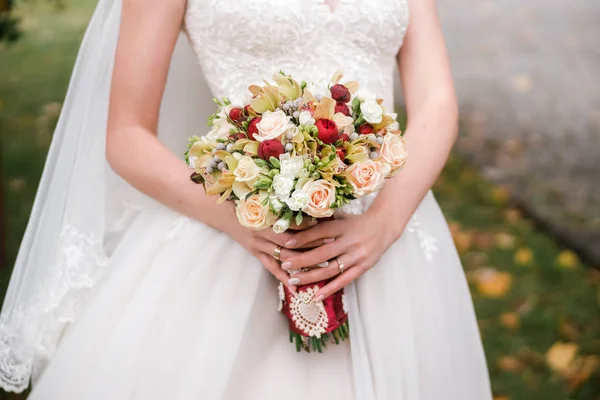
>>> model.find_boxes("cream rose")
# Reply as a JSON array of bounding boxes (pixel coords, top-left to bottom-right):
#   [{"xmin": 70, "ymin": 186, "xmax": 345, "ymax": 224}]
[
  {"xmin": 379, "ymin": 133, "xmax": 408, "ymax": 175},
  {"xmin": 206, "ymin": 113, "xmax": 235, "ymax": 140},
  {"xmin": 255, "ymin": 110, "xmax": 293, "ymax": 142},
  {"xmin": 232, "ymin": 156, "xmax": 263, "ymax": 198},
  {"xmin": 236, "ymin": 192, "xmax": 276, "ymax": 230},
  {"xmin": 360, "ymin": 99, "xmax": 383, "ymax": 124},
  {"xmin": 345, "ymin": 160, "xmax": 386, "ymax": 196},
  {"xmin": 301, "ymin": 179, "xmax": 336, "ymax": 218}
]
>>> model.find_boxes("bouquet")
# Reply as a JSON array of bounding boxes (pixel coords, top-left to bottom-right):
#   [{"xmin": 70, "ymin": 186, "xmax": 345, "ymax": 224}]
[{"xmin": 186, "ymin": 71, "xmax": 407, "ymax": 352}]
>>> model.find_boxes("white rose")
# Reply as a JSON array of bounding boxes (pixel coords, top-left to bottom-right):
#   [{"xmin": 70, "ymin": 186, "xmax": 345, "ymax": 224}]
[
  {"xmin": 360, "ymin": 99, "xmax": 384, "ymax": 124},
  {"xmin": 306, "ymin": 80, "xmax": 330, "ymax": 100},
  {"xmin": 387, "ymin": 112, "xmax": 400, "ymax": 131},
  {"xmin": 379, "ymin": 133, "xmax": 408, "ymax": 176},
  {"xmin": 273, "ymin": 217, "xmax": 291, "ymax": 234},
  {"xmin": 332, "ymin": 112, "xmax": 354, "ymax": 131},
  {"xmin": 272, "ymin": 174, "xmax": 295, "ymax": 199},
  {"xmin": 299, "ymin": 110, "xmax": 316, "ymax": 126},
  {"xmin": 279, "ymin": 154, "xmax": 304, "ymax": 178},
  {"xmin": 302, "ymin": 179, "xmax": 336, "ymax": 218},
  {"xmin": 344, "ymin": 160, "xmax": 386, "ymax": 197},
  {"xmin": 285, "ymin": 190, "xmax": 310, "ymax": 211},
  {"xmin": 236, "ymin": 192, "xmax": 277, "ymax": 230},
  {"xmin": 356, "ymin": 88, "xmax": 376, "ymax": 102},
  {"xmin": 255, "ymin": 110, "xmax": 293, "ymax": 142},
  {"xmin": 232, "ymin": 156, "xmax": 263, "ymax": 198}
]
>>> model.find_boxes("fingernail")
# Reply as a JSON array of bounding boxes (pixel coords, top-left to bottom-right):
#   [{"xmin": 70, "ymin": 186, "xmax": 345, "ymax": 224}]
[
  {"xmin": 317, "ymin": 261, "xmax": 329, "ymax": 268},
  {"xmin": 281, "ymin": 261, "xmax": 292, "ymax": 270},
  {"xmin": 285, "ymin": 239, "xmax": 297, "ymax": 247},
  {"xmin": 323, "ymin": 238, "xmax": 335, "ymax": 244},
  {"xmin": 308, "ymin": 220, "xmax": 318, "ymax": 226},
  {"xmin": 288, "ymin": 285, "xmax": 297, "ymax": 293},
  {"xmin": 288, "ymin": 277, "xmax": 300, "ymax": 285},
  {"xmin": 289, "ymin": 269, "xmax": 300, "ymax": 276},
  {"xmin": 313, "ymin": 294, "xmax": 324, "ymax": 303}
]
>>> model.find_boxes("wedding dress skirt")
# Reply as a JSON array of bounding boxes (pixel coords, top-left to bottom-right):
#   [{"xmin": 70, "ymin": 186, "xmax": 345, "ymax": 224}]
[{"xmin": 29, "ymin": 193, "xmax": 491, "ymax": 399}]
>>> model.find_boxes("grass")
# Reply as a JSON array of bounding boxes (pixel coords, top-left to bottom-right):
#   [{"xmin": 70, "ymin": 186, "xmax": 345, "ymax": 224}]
[{"xmin": 0, "ymin": 1, "xmax": 599, "ymax": 399}]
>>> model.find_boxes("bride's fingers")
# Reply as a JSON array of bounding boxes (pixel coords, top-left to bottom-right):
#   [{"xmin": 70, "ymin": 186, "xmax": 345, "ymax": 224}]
[
  {"xmin": 256, "ymin": 239, "xmax": 301, "ymax": 262},
  {"xmin": 294, "ymin": 238, "xmax": 335, "ymax": 249},
  {"xmin": 314, "ymin": 265, "xmax": 363, "ymax": 302},
  {"xmin": 281, "ymin": 240, "xmax": 345, "ymax": 271},
  {"xmin": 287, "ymin": 257, "xmax": 352, "ymax": 286},
  {"xmin": 285, "ymin": 220, "xmax": 342, "ymax": 248},
  {"xmin": 257, "ymin": 253, "xmax": 296, "ymax": 293},
  {"xmin": 253, "ymin": 228, "xmax": 294, "ymax": 248},
  {"xmin": 288, "ymin": 217, "xmax": 318, "ymax": 231}
]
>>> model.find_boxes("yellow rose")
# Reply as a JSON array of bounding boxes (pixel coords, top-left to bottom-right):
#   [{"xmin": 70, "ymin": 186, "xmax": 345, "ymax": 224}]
[
  {"xmin": 232, "ymin": 156, "xmax": 264, "ymax": 198},
  {"xmin": 379, "ymin": 133, "xmax": 407, "ymax": 176},
  {"xmin": 301, "ymin": 179, "xmax": 336, "ymax": 218},
  {"xmin": 255, "ymin": 109, "xmax": 293, "ymax": 142},
  {"xmin": 235, "ymin": 192, "xmax": 276, "ymax": 230},
  {"xmin": 345, "ymin": 160, "xmax": 385, "ymax": 197}
]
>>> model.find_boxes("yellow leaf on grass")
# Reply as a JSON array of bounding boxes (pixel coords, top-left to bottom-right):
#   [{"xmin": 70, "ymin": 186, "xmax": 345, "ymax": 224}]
[
  {"xmin": 546, "ymin": 342, "xmax": 578, "ymax": 374},
  {"xmin": 453, "ymin": 231, "xmax": 473, "ymax": 254},
  {"xmin": 491, "ymin": 186, "xmax": 510, "ymax": 205},
  {"xmin": 474, "ymin": 268, "xmax": 513, "ymax": 298},
  {"xmin": 568, "ymin": 356, "xmax": 600, "ymax": 389},
  {"xmin": 556, "ymin": 250, "xmax": 580, "ymax": 270},
  {"xmin": 494, "ymin": 396, "xmax": 510, "ymax": 400},
  {"xmin": 514, "ymin": 247, "xmax": 534, "ymax": 266},
  {"xmin": 499, "ymin": 312, "xmax": 520, "ymax": 329},
  {"xmin": 494, "ymin": 232, "xmax": 516, "ymax": 249},
  {"xmin": 497, "ymin": 355, "xmax": 523, "ymax": 372},
  {"xmin": 504, "ymin": 208, "xmax": 522, "ymax": 224}
]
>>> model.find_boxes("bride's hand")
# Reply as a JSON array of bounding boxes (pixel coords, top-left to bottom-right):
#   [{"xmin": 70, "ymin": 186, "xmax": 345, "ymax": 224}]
[
  {"xmin": 281, "ymin": 211, "xmax": 401, "ymax": 302},
  {"xmin": 228, "ymin": 217, "xmax": 316, "ymax": 292}
]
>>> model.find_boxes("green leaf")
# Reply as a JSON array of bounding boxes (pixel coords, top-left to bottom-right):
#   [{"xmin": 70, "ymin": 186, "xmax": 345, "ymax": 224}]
[
  {"xmin": 295, "ymin": 212, "xmax": 303, "ymax": 226},
  {"xmin": 269, "ymin": 156, "xmax": 281, "ymax": 169},
  {"xmin": 254, "ymin": 178, "xmax": 272, "ymax": 190},
  {"xmin": 244, "ymin": 190, "xmax": 259, "ymax": 200}
]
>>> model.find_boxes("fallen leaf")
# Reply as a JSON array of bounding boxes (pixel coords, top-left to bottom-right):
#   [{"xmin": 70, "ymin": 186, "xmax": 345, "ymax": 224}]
[
  {"xmin": 514, "ymin": 247, "xmax": 534, "ymax": 266},
  {"xmin": 545, "ymin": 342, "xmax": 578, "ymax": 374},
  {"xmin": 499, "ymin": 312, "xmax": 520, "ymax": 329},
  {"xmin": 568, "ymin": 356, "xmax": 600, "ymax": 389},
  {"xmin": 491, "ymin": 186, "xmax": 510, "ymax": 205},
  {"xmin": 474, "ymin": 268, "xmax": 513, "ymax": 298},
  {"xmin": 497, "ymin": 355, "xmax": 523, "ymax": 372},
  {"xmin": 495, "ymin": 232, "xmax": 516, "ymax": 249},
  {"xmin": 556, "ymin": 250, "xmax": 579, "ymax": 270},
  {"xmin": 504, "ymin": 208, "xmax": 522, "ymax": 224},
  {"xmin": 453, "ymin": 231, "xmax": 473, "ymax": 254}
]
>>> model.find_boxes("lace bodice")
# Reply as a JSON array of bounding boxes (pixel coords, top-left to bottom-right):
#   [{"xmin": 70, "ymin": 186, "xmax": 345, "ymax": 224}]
[{"xmin": 184, "ymin": 0, "xmax": 409, "ymax": 108}]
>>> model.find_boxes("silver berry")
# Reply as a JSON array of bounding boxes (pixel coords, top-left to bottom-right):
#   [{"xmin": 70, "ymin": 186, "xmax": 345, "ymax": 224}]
[
  {"xmin": 206, "ymin": 166, "xmax": 214, "ymax": 174},
  {"xmin": 369, "ymin": 151, "xmax": 379, "ymax": 159},
  {"xmin": 293, "ymin": 111, "xmax": 300, "ymax": 119},
  {"xmin": 217, "ymin": 162, "xmax": 226, "ymax": 170},
  {"xmin": 285, "ymin": 143, "xmax": 293, "ymax": 151},
  {"xmin": 226, "ymin": 144, "xmax": 234, "ymax": 152},
  {"xmin": 349, "ymin": 133, "xmax": 359, "ymax": 141},
  {"xmin": 216, "ymin": 143, "xmax": 226, "ymax": 150},
  {"xmin": 285, "ymin": 131, "xmax": 294, "ymax": 140},
  {"xmin": 376, "ymin": 136, "xmax": 384, "ymax": 145}
]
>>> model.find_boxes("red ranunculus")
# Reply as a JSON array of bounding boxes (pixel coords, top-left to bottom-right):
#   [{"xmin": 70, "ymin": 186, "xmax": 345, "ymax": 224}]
[
  {"xmin": 315, "ymin": 119, "xmax": 339, "ymax": 144},
  {"xmin": 357, "ymin": 124, "xmax": 374, "ymax": 135},
  {"xmin": 330, "ymin": 84, "xmax": 351, "ymax": 103},
  {"xmin": 334, "ymin": 101, "xmax": 350, "ymax": 116},
  {"xmin": 339, "ymin": 134, "xmax": 350, "ymax": 142},
  {"xmin": 247, "ymin": 117, "xmax": 261, "ymax": 140},
  {"xmin": 336, "ymin": 147, "xmax": 346, "ymax": 159},
  {"xmin": 229, "ymin": 107, "xmax": 244, "ymax": 122},
  {"xmin": 258, "ymin": 139, "xmax": 285, "ymax": 160}
]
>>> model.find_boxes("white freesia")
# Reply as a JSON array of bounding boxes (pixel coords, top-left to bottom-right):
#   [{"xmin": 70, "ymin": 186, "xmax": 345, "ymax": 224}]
[
  {"xmin": 279, "ymin": 154, "xmax": 304, "ymax": 178},
  {"xmin": 306, "ymin": 80, "xmax": 330, "ymax": 100},
  {"xmin": 206, "ymin": 111, "xmax": 234, "ymax": 140},
  {"xmin": 387, "ymin": 112, "xmax": 400, "ymax": 130},
  {"xmin": 299, "ymin": 110, "xmax": 315, "ymax": 126},
  {"xmin": 360, "ymin": 99, "xmax": 384, "ymax": 124},
  {"xmin": 356, "ymin": 88, "xmax": 376, "ymax": 102},
  {"xmin": 273, "ymin": 217, "xmax": 291, "ymax": 234},
  {"xmin": 272, "ymin": 174, "xmax": 295, "ymax": 199},
  {"xmin": 285, "ymin": 190, "xmax": 310, "ymax": 211},
  {"xmin": 232, "ymin": 156, "xmax": 263, "ymax": 198},
  {"xmin": 255, "ymin": 110, "xmax": 293, "ymax": 142},
  {"xmin": 270, "ymin": 196, "xmax": 284, "ymax": 213}
]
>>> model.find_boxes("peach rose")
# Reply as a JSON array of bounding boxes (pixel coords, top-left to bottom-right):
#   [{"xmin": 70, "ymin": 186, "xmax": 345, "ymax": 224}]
[
  {"xmin": 235, "ymin": 192, "xmax": 276, "ymax": 230},
  {"xmin": 301, "ymin": 179, "xmax": 336, "ymax": 218},
  {"xmin": 254, "ymin": 109, "xmax": 293, "ymax": 142},
  {"xmin": 345, "ymin": 160, "xmax": 385, "ymax": 196},
  {"xmin": 379, "ymin": 133, "xmax": 408, "ymax": 176}
]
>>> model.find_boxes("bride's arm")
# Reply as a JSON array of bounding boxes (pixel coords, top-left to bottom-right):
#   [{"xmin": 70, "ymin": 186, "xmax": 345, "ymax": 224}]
[
  {"xmin": 281, "ymin": 0, "xmax": 457, "ymax": 299},
  {"xmin": 106, "ymin": 0, "xmax": 298, "ymax": 288}
]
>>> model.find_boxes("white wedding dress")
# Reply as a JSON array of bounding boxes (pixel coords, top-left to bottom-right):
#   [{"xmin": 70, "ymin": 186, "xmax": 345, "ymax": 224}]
[{"xmin": 4, "ymin": 0, "xmax": 492, "ymax": 398}]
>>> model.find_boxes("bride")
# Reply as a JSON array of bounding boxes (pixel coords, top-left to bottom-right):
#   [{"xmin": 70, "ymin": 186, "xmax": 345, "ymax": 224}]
[{"xmin": 0, "ymin": 0, "xmax": 493, "ymax": 398}]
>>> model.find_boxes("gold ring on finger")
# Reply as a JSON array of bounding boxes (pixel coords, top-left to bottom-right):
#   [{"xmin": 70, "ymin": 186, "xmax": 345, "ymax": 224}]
[
  {"xmin": 336, "ymin": 257, "xmax": 345, "ymax": 274},
  {"xmin": 273, "ymin": 245, "xmax": 282, "ymax": 261}
]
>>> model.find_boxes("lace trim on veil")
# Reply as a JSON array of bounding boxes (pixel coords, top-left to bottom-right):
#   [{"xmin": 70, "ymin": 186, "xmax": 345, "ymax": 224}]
[{"xmin": 0, "ymin": 225, "xmax": 108, "ymax": 392}]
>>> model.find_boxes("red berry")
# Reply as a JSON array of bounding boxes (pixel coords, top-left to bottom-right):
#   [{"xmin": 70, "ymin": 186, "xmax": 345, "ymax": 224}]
[
  {"xmin": 228, "ymin": 107, "xmax": 244, "ymax": 122},
  {"xmin": 336, "ymin": 147, "xmax": 346, "ymax": 159},
  {"xmin": 258, "ymin": 139, "xmax": 285, "ymax": 160},
  {"xmin": 357, "ymin": 124, "xmax": 374, "ymax": 135},
  {"xmin": 247, "ymin": 117, "xmax": 261, "ymax": 140},
  {"xmin": 330, "ymin": 84, "xmax": 351, "ymax": 103},
  {"xmin": 339, "ymin": 134, "xmax": 350, "ymax": 142},
  {"xmin": 334, "ymin": 101, "xmax": 350, "ymax": 116},
  {"xmin": 315, "ymin": 119, "xmax": 339, "ymax": 145}
]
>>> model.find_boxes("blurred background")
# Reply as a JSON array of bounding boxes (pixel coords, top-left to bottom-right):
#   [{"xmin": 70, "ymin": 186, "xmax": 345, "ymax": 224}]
[{"xmin": 0, "ymin": 0, "xmax": 599, "ymax": 398}]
